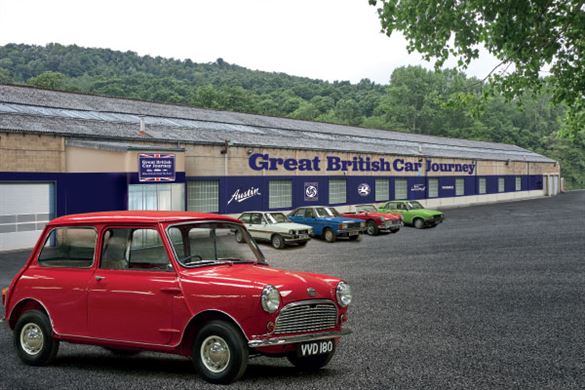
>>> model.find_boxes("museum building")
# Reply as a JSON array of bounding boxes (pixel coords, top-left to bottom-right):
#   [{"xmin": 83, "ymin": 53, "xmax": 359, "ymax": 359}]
[{"xmin": 0, "ymin": 85, "xmax": 561, "ymax": 250}]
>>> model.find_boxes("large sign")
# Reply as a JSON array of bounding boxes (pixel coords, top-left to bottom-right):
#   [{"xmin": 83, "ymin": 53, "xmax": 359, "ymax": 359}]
[
  {"xmin": 138, "ymin": 153, "xmax": 176, "ymax": 182},
  {"xmin": 248, "ymin": 154, "xmax": 476, "ymax": 175}
]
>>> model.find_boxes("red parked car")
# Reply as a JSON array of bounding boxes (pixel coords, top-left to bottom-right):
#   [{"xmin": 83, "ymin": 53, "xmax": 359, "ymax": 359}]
[
  {"xmin": 341, "ymin": 204, "xmax": 402, "ymax": 235},
  {"xmin": 1, "ymin": 211, "xmax": 352, "ymax": 384}
]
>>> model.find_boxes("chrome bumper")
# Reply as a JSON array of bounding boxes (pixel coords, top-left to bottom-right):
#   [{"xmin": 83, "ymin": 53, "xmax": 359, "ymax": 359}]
[{"xmin": 248, "ymin": 328, "xmax": 352, "ymax": 348}]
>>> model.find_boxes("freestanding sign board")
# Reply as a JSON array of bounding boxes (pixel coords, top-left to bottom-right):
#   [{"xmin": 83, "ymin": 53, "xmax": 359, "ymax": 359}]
[{"xmin": 138, "ymin": 153, "xmax": 176, "ymax": 182}]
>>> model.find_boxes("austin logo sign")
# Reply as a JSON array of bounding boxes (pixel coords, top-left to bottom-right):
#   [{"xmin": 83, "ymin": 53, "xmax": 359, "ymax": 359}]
[{"xmin": 227, "ymin": 187, "xmax": 261, "ymax": 205}]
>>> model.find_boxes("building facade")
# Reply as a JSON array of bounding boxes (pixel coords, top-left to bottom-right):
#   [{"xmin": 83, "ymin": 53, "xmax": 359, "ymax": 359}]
[{"xmin": 0, "ymin": 85, "xmax": 561, "ymax": 250}]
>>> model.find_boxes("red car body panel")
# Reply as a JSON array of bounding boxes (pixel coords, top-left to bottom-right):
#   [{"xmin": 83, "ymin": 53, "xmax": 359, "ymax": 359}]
[
  {"xmin": 341, "ymin": 211, "xmax": 401, "ymax": 225},
  {"xmin": 3, "ymin": 211, "xmax": 349, "ymax": 357}
]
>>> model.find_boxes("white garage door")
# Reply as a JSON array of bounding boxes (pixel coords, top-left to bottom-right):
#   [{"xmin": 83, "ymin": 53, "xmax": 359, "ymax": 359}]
[{"xmin": 0, "ymin": 183, "xmax": 53, "ymax": 251}]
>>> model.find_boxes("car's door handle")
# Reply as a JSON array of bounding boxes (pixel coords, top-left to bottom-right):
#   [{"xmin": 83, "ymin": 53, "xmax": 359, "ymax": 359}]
[
  {"xmin": 95, "ymin": 275, "xmax": 105, "ymax": 281},
  {"xmin": 160, "ymin": 287, "xmax": 182, "ymax": 294}
]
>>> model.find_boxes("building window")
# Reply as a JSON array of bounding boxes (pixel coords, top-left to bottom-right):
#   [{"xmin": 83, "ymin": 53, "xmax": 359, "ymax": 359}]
[
  {"xmin": 455, "ymin": 178, "xmax": 464, "ymax": 196},
  {"xmin": 394, "ymin": 179, "xmax": 407, "ymax": 200},
  {"xmin": 375, "ymin": 179, "xmax": 389, "ymax": 201},
  {"xmin": 498, "ymin": 177, "xmax": 505, "ymax": 193},
  {"xmin": 428, "ymin": 178, "xmax": 438, "ymax": 198},
  {"xmin": 129, "ymin": 183, "xmax": 185, "ymax": 211},
  {"xmin": 187, "ymin": 181, "xmax": 219, "ymax": 213},
  {"xmin": 269, "ymin": 180, "xmax": 292, "ymax": 209},
  {"xmin": 515, "ymin": 176, "xmax": 522, "ymax": 191},
  {"xmin": 329, "ymin": 179, "xmax": 347, "ymax": 204},
  {"xmin": 479, "ymin": 177, "xmax": 487, "ymax": 194}
]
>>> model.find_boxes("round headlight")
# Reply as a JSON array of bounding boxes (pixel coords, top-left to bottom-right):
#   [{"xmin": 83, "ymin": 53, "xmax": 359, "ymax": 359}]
[
  {"xmin": 336, "ymin": 281, "xmax": 352, "ymax": 307},
  {"xmin": 261, "ymin": 285, "xmax": 280, "ymax": 313},
  {"xmin": 289, "ymin": 230, "xmax": 295, "ymax": 235}
]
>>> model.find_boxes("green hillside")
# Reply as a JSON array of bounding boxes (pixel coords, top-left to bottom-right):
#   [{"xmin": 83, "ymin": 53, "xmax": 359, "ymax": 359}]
[{"xmin": 0, "ymin": 43, "xmax": 583, "ymax": 188}]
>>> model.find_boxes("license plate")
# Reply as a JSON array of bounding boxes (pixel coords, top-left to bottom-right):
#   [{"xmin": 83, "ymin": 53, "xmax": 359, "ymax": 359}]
[
  {"xmin": 299, "ymin": 234, "xmax": 309, "ymax": 239},
  {"xmin": 349, "ymin": 231, "xmax": 359, "ymax": 236},
  {"xmin": 298, "ymin": 340, "xmax": 334, "ymax": 357}
]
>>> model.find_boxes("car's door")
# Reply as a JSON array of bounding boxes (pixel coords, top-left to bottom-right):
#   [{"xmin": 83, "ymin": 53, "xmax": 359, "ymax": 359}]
[
  {"xmin": 87, "ymin": 225, "xmax": 180, "ymax": 345},
  {"xmin": 288, "ymin": 208, "xmax": 306, "ymax": 224}
]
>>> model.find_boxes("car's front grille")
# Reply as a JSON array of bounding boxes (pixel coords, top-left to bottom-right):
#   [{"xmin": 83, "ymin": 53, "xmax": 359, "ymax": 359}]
[
  {"xmin": 274, "ymin": 301, "xmax": 338, "ymax": 335},
  {"xmin": 298, "ymin": 229, "xmax": 309, "ymax": 235},
  {"xmin": 347, "ymin": 222, "xmax": 361, "ymax": 230}
]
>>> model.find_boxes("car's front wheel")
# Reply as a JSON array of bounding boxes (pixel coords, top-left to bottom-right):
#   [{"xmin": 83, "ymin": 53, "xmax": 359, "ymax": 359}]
[
  {"xmin": 14, "ymin": 310, "xmax": 59, "ymax": 366},
  {"xmin": 323, "ymin": 228, "xmax": 336, "ymax": 243},
  {"xmin": 192, "ymin": 320, "xmax": 248, "ymax": 384},
  {"xmin": 366, "ymin": 220, "xmax": 379, "ymax": 236},
  {"xmin": 413, "ymin": 218, "xmax": 425, "ymax": 229},
  {"xmin": 271, "ymin": 234, "xmax": 285, "ymax": 249},
  {"xmin": 235, "ymin": 230, "xmax": 244, "ymax": 243},
  {"xmin": 287, "ymin": 347, "xmax": 336, "ymax": 371}
]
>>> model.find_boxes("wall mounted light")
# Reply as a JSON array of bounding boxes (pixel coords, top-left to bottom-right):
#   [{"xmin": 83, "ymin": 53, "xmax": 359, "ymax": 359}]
[
  {"xmin": 220, "ymin": 139, "xmax": 230, "ymax": 154},
  {"xmin": 505, "ymin": 159, "xmax": 511, "ymax": 166},
  {"xmin": 247, "ymin": 148, "xmax": 253, "ymax": 155}
]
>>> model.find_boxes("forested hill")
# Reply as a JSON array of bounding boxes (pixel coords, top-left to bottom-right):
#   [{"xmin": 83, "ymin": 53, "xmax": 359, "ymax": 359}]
[{"xmin": 0, "ymin": 43, "xmax": 583, "ymax": 189}]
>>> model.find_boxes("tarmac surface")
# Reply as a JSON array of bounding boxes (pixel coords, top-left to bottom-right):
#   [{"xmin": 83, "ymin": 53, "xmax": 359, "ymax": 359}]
[{"xmin": 0, "ymin": 191, "xmax": 584, "ymax": 389}]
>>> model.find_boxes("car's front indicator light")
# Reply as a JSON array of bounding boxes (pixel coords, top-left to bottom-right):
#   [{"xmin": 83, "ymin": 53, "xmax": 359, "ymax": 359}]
[
  {"xmin": 1, "ymin": 287, "xmax": 7, "ymax": 306},
  {"xmin": 339, "ymin": 223, "xmax": 347, "ymax": 230}
]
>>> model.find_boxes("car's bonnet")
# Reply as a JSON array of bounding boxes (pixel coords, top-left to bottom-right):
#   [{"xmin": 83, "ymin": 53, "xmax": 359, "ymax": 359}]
[{"xmin": 179, "ymin": 264, "xmax": 339, "ymax": 302}]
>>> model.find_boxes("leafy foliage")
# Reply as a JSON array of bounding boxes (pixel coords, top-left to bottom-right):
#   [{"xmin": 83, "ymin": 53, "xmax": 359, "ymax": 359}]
[{"xmin": 0, "ymin": 43, "xmax": 583, "ymax": 188}]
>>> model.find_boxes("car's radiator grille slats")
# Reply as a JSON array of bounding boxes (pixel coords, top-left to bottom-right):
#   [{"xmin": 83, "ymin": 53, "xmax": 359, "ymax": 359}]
[{"xmin": 274, "ymin": 302, "xmax": 338, "ymax": 334}]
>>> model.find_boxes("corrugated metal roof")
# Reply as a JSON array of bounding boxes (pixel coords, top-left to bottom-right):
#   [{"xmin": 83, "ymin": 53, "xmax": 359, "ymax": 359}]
[{"xmin": 0, "ymin": 85, "xmax": 555, "ymax": 162}]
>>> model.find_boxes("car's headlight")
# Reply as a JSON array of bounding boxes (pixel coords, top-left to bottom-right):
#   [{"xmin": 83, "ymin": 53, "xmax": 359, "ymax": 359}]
[
  {"xmin": 336, "ymin": 281, "xmax": 352, "ymax": 307},
  {"xmin": 360, "ymin": 221, "xmax": 366, "ymax": 228},
  {"xmin": 379, "ymin": 217, "xmax": 385, "ymax": 223},
  {"xmin": 339, "ymin": 223, "xmax": 347, "ymax": 230},
  {"xmin": 289, "ymin": 230, "xmax": 295, "ymax": 235},
  {"xmin": 261, "ymin": 285, "xmax": 280, "ymax": 313}
]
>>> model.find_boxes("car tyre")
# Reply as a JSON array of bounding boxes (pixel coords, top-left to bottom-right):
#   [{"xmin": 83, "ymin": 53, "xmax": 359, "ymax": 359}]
[
  {"xmin": 192, "ymin": 320, "xmax": 248, "ymax": 384},
  {"xmin": 271, "ymin": 234, "xmax": 286, "ymax": 249},
  {"xmin": 14, "ymin": 310, "xmax": 59, "ymax": 366},
  {"xmin": 323, "ymin": 228, "xmax": 336, "ymax": 243},
  {"xmin": 366, "ymin": 220, "xmax": 379, "ymax": 236},
  {"xmin": 235, "ymin": 230, "xmax": 244, "ymax": 243},
  {"xmin": 413, "ymin": 218, "xmax": 425, "ymax": 229},
  {"xmin": 287, "ymin": 346, "xmax": 336, "ymax": 371}
]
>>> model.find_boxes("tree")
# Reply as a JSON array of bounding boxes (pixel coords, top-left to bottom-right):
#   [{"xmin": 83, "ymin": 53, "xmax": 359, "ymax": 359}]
[
  {"xmin": 368, "ymin": 0, "xmax": 585, "ymax": 109},
  {"xmin": 0, "ymin": 68, "xmax": 11, "ymax": 84},
  {"xmin": 27, "ymin": 71, "xmax": 66, "ymax": 89}
]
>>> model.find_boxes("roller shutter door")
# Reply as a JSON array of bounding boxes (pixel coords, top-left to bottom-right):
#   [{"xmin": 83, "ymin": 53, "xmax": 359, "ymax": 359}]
[{"xmin": 0, "ymin": 183, "xmax": 53, "ymax": 251}]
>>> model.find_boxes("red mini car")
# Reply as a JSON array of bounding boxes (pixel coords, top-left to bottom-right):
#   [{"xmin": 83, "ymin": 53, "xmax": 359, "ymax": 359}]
[
  {"xmin": 341, "ymin": 204, "xmax": 402, "ymax": 235},
  {"xmin": 1, "ymin": 211, "xmax": 352, "ymax": 384}
]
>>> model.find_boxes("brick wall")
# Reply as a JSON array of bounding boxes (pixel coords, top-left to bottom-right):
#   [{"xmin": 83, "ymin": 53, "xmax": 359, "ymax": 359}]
[{"xmin": 0, "ymin": 133, "xmax": 64, "ymax": 172}]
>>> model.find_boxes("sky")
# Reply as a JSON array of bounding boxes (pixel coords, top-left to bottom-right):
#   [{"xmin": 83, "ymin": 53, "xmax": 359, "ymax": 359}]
[{"xmin": 0, "ymin": 0, "xmax": 501, "ymax": 85}]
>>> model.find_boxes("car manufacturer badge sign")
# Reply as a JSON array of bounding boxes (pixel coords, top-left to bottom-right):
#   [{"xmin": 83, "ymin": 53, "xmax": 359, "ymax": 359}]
[
  {"xmin": 411, "ymin": 184, "xmax": 426, "ymax": 192},
  {"xmin": 227, "ymin": 187, "xmax": 262, "ymax": 205},
  {"xmin": 138, "ymin": 153, "xmax": 176, "ymax": 182},
  {"xmin": 357, "ymin": 183, "xmax": 371, "ymax": 196},
  {"xmin": 304, "ymin": 182, "xmax": 319, "ymax": 201},
  {"xmin": 307, "ymin": 287, "xmax": 316, "ymax": 297}
]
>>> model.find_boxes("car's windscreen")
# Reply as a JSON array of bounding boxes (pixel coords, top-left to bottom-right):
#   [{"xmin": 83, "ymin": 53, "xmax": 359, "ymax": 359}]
[
  {"xmin": 167, "ymin": 222, "xmax": 263, "ymax": 267},
  {"xmin": 356, "ymin": 205, "xmax": 376, "ymax": 212},
  {"xmin": 407, "ymin": 201, "xmax": 424, "ymax": 209},
  {"xmin": 266, "ymin": 213, "xmax": 287, "ymax": 224}
]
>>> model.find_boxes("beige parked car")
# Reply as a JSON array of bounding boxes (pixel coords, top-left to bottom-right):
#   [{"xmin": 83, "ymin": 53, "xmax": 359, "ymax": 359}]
[{"xmin": 237, "ymin": 212, "xmax": 312, "ymax": 249}]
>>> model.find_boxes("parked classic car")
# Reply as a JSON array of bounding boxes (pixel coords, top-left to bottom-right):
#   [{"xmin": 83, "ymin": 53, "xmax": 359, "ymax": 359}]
[
  {"xmin": 237, "ymin": 211, "xmax": 312, "ymax": 249},
  {"xmin": 341, "ymin": 204, "xmax": 402, "ymax": 235},
  {"xmin": 1, "ymin": 211, "xmax": 352, "ymax": 384},
  {"xmin": 379, "ymin": 201, "xmax": 445, "ymax": 228},
  {"xmin": 288, "ymin": 206, "xmax": 365, "ymax": 242}
]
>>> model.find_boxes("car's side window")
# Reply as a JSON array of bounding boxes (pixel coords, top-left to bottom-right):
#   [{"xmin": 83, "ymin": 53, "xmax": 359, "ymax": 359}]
[
  {"xmin": 304, "ymin": 209, "xmax": 315, "ymax": 218},
  {"xmin": 101, "ymin": 228, "xmax": 170, "ymax": 271},
  {"xmin": 250, "ymin": 214, "xmax": 262, "ymax": 224},
  {"xmin": 38, "ymin": 227, "xmax": 97, "ymax": 268},
  {"xmin": 239, "ymin": 214, "xmax": 251, "ymax": 224}
]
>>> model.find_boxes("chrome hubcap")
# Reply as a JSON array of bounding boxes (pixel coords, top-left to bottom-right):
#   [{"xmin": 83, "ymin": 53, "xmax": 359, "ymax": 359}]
[
  {"xmin": 273, "ymin": 237, "xmax": 281, "ymax": 247},
  {"xmin": 367, "ymin": 225, "xmax": 375, "ymax": 234},
  {"xmin": 20, "ymin": 323, "xmax": 44, "ymax": 356},
  {"xmin": 200, "ymin": 336, "xmax": 230, "ymax": 373}
]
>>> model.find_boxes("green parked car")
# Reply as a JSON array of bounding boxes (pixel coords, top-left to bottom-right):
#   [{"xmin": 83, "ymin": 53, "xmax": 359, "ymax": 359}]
[{"xmin": 379, "ymin": 201, "xmax": 445, "ymax": 229}]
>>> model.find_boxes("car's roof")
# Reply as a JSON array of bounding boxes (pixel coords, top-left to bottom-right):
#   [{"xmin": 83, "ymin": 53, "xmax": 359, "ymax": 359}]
[{"xmin": 49, "ymin": 211, "xmax": 241, "ymax": 225}]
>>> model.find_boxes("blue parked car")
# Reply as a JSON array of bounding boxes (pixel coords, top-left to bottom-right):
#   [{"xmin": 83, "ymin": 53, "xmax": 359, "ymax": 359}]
[{"xmin": 288, "ymin": 206, "xmax": 365, "ymax": 243}]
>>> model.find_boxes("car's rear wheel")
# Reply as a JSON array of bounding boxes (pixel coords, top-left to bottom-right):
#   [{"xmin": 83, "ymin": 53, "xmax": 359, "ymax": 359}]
[
  {"xmin": 271, "ymin": 234, "xmax": 285, "ymax": 249},
  {"xmin": 235, "ymin": 230, "xmax": 244, "ymax": 243},
  {"xmin": 192, "ymin": 320, "xmax": 248, "ymax": 384},
  {"xmin": 366, "ymin": 220, "xmax": 379, "ymax": 236},
  {"xmin": 323, "ymin": 228, "xmax": 336, "ymax": 243},
  {"xmin": 287, "ymin": 346, "xmax": 336, "ymax": 371},
  {"xmin": 14, "ymin": 310, "xmax": 59, "ymax": 366},
  {"xmin": 413, "ymin": 218, "xmax": 425, "ymax": 229}
]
